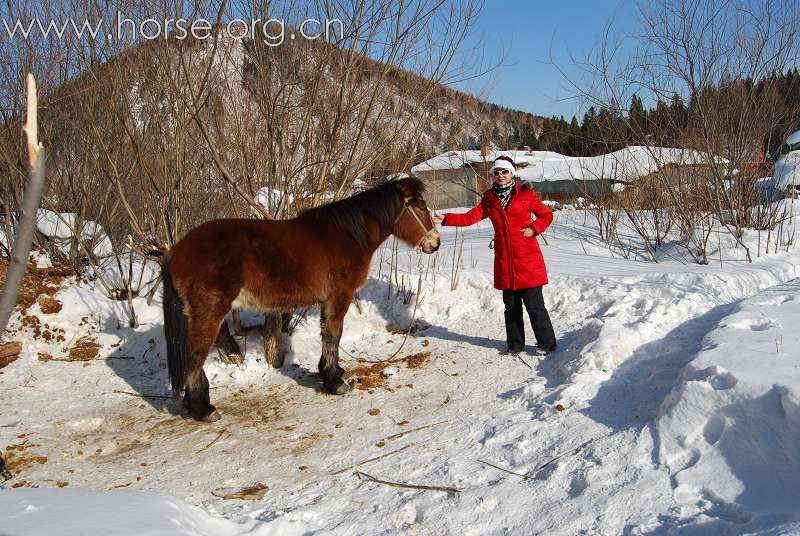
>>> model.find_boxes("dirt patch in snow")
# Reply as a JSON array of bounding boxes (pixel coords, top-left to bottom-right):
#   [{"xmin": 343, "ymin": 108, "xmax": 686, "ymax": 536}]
[
  {"xmin": 3, "ymin": 441, "xmax": 48, "ymax": 476},
  {"xmin": 57, "ymin": 388, "xmax": 309, "ymax": 466},
  {"xmin": 8, "ymin": 382, "xmax": 348, "ymax": 490},
  {"xmin": 37, "ymin": 294, "xmax": 62, "ymax": 314},
  {"xmin": 346, "ymin": 351, "xmax": 432, "ymax": 391},
  {"xmin": 68, "ymin": 336, "xmax": 101, "ymax": 361},
  {"xmin": 347, "ymin": 362, "xmax": 390, "ymax": 390},
  {"xmin": 17, "ymin": 314, "xmax": 66, "ymax": 344},
  {"xmin": 404, "ymin": 351, "xmax": 430, "ymax": 368},
  {"xmin": 0, "ymin": 258, "xmax": 73, "ymax": 314}
]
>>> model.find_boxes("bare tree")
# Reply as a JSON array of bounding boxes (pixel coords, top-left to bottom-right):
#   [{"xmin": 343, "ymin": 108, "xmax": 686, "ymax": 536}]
[{"xmin": 562, "ymin": 0, "xmax": 800, "ymax": 263}]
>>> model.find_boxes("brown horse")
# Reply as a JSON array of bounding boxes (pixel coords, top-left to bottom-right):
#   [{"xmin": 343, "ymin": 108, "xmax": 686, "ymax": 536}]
[{"xmin": 161, "ymin": 177, "xmax": 439, "ymax": 421}]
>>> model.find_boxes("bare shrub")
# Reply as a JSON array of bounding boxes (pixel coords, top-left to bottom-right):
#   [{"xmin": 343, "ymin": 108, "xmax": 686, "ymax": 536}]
[{"xmin": 564, "ymin": 0, "xmax": 800, "ymax": 263}]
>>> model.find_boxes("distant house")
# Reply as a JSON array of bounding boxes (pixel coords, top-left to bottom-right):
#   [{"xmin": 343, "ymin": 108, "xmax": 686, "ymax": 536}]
[
  {"xmin": 412, "ymin": 146, "xmax": 723, "ymax": 208},
  {"xmin": 774, "ymin": 129, "xmax": 800, "ymax": 191}
]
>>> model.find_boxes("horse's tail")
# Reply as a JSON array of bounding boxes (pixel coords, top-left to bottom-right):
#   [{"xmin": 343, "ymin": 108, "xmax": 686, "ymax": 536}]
[{"xmin": 161, "ymin": 252, "xmax": 189, "ymax": 395}]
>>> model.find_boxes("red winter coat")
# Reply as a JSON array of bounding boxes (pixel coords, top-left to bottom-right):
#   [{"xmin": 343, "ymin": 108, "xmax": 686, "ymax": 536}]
[{"xmin": 443, "ymin": 182, "xmax": 553, "ymax": 290}]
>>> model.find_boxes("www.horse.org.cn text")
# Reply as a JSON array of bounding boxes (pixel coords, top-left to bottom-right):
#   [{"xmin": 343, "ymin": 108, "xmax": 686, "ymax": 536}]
[{"xmin": 1, "ymin": 13, "xmax": 345, "ymax": 46}]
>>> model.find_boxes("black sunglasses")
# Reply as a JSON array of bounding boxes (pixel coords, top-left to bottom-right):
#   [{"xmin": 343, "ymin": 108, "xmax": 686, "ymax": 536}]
[{"xmin": 492, "ymin": 169, "xmax": 511, "ymax": 176}]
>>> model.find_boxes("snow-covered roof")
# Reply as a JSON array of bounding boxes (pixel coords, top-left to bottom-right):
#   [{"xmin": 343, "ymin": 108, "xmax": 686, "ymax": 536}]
[
  {"xmin": 774, "ymin": 150, "xmax": 800, "ymax": 188},
  {"xmin": 411, "ymin": 146, "xmax": 722, "ymax": 184},
  {"xmin": 785, "ymin": 129, "xmax": 800, "ymax": 150}
]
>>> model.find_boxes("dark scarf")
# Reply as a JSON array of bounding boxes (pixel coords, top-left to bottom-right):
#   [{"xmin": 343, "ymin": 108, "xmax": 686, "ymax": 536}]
[{"xmin": 491, "ymin": 178, "xmax": 516, "ymax": 209}]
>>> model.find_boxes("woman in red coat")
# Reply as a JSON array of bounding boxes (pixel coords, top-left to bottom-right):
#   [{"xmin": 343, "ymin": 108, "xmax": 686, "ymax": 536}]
[{"xmin": 432, "ymin": 155, "xmax": 557, "ymax": 355}]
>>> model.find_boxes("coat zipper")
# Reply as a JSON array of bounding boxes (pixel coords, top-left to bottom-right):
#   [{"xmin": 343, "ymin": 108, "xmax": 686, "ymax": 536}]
[{"xmin": 492, "ymin": 187, "xmax": 517, "ymax": 289}]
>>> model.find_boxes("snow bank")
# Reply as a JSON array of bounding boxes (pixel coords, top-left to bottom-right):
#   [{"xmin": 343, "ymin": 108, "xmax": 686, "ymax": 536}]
[
  {"xmin": 657, "ymin": 278, "xmax": 800, "ymax": 531},
  {"xmin": 411, "ymin": 146, "xmax": 722, "ymax": 184},
  {"xmin": 36, "ymin": 209, "xmax": 114, "ymax": 257},
  {"xmin": 1, "ymin": 209, "xmax": 114, "ymax": 257},
  {"xmin": 87, "ymin": 252, "xmax": 162, "ymax": 295},
  {"xmin": 255, "ymin": 187, "xmax": 293, "ymax": 216},
  {"xmin": 0, "ymin": 488, "xmax": 322, "ymax": 536}
]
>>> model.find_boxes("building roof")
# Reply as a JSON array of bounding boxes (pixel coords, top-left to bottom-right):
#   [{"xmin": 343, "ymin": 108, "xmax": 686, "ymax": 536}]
[
  {"xmin": 775, "ymin": 150, "xmax": 800, "ymax": 188},
  {"xmin": 786, "ymin": 129, "xmax": 800, "ymax": 150},
  {"xmin": 411, "ymin": 146, "xmax": 723, "ymax": 184}
]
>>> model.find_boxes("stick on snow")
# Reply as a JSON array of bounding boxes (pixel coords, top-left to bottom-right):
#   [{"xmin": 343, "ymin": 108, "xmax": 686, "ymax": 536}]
[
  {"xmin": 331, "ymin": 443, "xmax": 415, "ymax": 476},
  {"xmin": 380, "ymin": 420, "xmax": 448, "ymax": 443},
  {"xmin": 527, "ymin": 438, "xmax": 595, "ymax": 478},
  {"xmin": 355, "ymin": 470, "xmax": 462, "ymax": 494},
  {"xmin": 476, "ymin": 459, "xmax": 529, "ymax": 480}
]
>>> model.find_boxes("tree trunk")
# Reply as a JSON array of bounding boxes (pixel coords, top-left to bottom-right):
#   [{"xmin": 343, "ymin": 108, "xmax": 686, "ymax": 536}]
[
  {"xmin": 0, "ymin": 75, "xmax": 45, "ymax": 340},
  {"xmin": 263, "ymin": 313, "xmax": 283, "ymax": 368},
  {"xmin": 0, "ymin": 341, "xmax": 22, "ymax": 368},
  {"xmin": 215, "ymin": 318, "xmax": 243, "ymax": 365}
]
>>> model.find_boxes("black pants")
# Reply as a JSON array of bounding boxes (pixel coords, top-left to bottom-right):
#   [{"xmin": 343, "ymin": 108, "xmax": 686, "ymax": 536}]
[{"xmin": 502, "ymin": 286, "xmax": 556, "ymax": 351}]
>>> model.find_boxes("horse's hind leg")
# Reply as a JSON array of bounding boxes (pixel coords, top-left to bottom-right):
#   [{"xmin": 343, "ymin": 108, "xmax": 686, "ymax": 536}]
[
  {"xmin": 184, "ymin": 367, "xmax": 218, "ymax": 422},
  {"xmin": 319, "ymin": 295, "xmax": 352, "ymax": 395},
  {"xmin": 185, "ymin": 306, "xmax": 229, "ymax": 421}
]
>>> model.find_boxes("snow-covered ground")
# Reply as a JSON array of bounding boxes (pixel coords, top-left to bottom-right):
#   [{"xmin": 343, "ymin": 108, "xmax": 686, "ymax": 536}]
[
  {"xmin": 658, "ymin": 278, "xmax": 800, "ymax": 533},
  {"xmin": 2, "ymin": 204, "xmax": 800, "ymax": 535},
  {"xmin": 0, "ymin": 488, "xmax": 312, "ymax": 535}
]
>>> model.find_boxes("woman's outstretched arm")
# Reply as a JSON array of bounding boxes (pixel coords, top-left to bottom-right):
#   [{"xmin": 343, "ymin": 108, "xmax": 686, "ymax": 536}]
[{"xmin": 437, "ymin": 202, "xmax": 486, "ymax": 227}]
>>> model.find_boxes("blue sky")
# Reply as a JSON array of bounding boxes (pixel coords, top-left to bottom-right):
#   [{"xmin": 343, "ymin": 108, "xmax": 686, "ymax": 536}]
[{"xmin": 451, "ymin": 0, "xmax": 639, "ymax": 119}]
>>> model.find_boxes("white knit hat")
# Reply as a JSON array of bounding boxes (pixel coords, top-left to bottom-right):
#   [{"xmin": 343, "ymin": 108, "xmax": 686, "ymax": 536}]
[{"xmin": 490, "ymin": 158, "xmax": 515, "ymax": 174}]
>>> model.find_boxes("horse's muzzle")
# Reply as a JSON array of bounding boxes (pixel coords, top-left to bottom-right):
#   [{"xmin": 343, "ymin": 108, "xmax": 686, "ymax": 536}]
[{"xmin": 420, "ymin": 231, "xmax": 440, "ymax": 254}]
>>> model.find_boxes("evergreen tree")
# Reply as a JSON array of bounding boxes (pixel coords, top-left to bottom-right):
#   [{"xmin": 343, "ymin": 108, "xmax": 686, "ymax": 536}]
[
  {"xmin": 628, "ymin": 94, "xmax": 647, "ymax": 141},
  {"xmin": 669, "ymin": 93, "xmax": 687, "ymax": 131}
]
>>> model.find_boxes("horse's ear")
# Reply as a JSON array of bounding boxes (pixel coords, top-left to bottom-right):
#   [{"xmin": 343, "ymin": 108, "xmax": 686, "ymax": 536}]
[
  {"xmin": 394, "ymin": 176, "xmax": 425, "ymax": 198},
  {"xmin": 393, "ymin": 180, "xmax": 412, "ymax": 199}
]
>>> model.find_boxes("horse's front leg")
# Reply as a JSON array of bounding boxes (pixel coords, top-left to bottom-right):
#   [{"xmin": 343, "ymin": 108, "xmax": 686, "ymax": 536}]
[{"xmin": 319, "ymin": 295, "xmax": 352, "ymax": 395}]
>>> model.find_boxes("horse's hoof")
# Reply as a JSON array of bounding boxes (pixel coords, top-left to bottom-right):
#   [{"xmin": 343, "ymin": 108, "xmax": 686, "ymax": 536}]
[
  {"xmin": 200, "ymin": 410, "xmax": 222, "ymax": 422},
  {"xmin": 325, "ymin": 380, "xmax": 352, "ymax": 395}
]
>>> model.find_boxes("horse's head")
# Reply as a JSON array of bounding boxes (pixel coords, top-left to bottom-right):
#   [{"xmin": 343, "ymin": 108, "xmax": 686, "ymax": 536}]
[{"xmin": 392, "ymin": 178, "xmax": 440, "ymax": 254}]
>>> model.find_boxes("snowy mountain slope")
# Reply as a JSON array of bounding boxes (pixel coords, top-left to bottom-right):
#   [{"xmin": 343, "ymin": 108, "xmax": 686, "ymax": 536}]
[{"xmin": 1, "ymin": 205, "xmax": 799, "ymax": 534}]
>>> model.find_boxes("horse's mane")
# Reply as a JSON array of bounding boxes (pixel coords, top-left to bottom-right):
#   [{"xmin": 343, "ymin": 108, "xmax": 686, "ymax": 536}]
[{"xmin": 298, "ymin": 177, "xmax": 426, "ymax": 248}]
